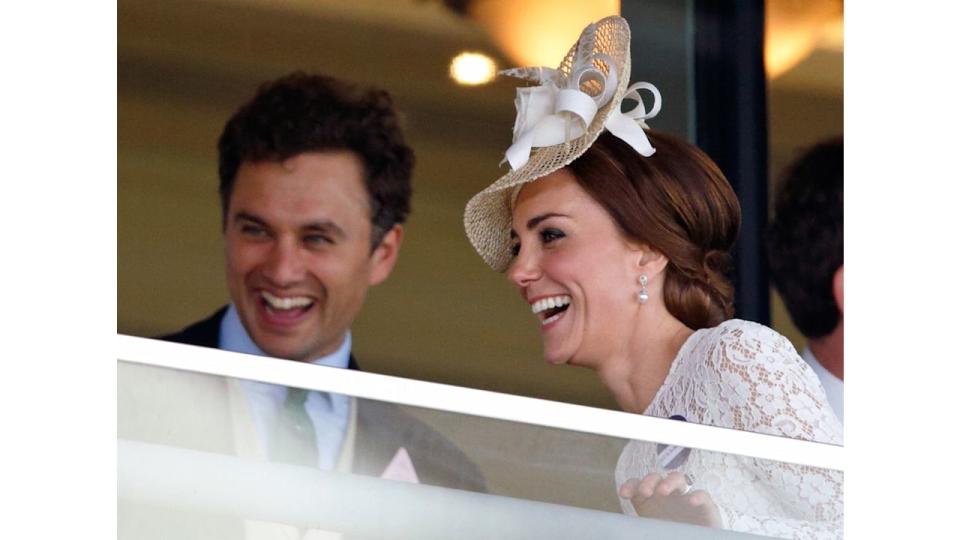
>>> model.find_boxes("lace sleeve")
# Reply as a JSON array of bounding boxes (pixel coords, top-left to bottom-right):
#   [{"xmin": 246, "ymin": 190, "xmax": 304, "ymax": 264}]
[
  {"xmin": 696, "ymin": 320, "xmax": 843, "ymax": 539},
  {"xmin": 696, "ymin": 321, "xmax": 842, "ymax": 443}
]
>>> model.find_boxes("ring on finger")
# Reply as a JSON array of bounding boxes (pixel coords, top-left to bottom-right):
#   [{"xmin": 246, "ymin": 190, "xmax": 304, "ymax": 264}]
[{"xmin": 680, "ymin": 474, "xmax": 695, "ymax": 495}]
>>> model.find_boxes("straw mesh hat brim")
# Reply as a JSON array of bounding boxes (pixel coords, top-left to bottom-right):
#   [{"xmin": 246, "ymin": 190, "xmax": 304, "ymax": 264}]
[{"xmin": 464, "ymin": 16, "xmax": 632, "ymax": 272}]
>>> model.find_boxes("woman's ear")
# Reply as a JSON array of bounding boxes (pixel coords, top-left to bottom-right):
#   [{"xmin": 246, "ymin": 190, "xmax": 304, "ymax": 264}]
[{"xmin": 636, "ymin": 247, "xmax": 668, "ymax": 277}]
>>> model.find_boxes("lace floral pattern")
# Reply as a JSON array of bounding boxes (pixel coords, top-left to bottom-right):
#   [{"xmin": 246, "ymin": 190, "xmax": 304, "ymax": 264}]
[{"xmin": 615, "ymin": 319, "xmax": 843, "ymax": 539}]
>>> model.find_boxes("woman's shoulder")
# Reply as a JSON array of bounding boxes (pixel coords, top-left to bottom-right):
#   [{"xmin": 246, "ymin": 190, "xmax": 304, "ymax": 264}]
[
  {"xmin": 684, "ymin": 320, "xmax": 842, "ymax": 443},
  {"xmin": 683, "ymin": 319, "xmax": 805, "ymax": 379},
  {"xmin": 695, "ymin": 319, "xmax": 798, "ymax": 358}
]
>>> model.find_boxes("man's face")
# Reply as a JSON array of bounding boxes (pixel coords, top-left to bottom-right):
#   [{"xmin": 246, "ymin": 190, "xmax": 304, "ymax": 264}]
[{"xmin": 224, "ymin": 151, "xmax": 402, "ymax": 361}]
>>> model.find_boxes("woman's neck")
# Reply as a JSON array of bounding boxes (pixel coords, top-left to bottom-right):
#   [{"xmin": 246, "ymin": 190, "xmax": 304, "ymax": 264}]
[{"xmin": 595, "ymin": 310, "xmax": 694, "ymax": 414}]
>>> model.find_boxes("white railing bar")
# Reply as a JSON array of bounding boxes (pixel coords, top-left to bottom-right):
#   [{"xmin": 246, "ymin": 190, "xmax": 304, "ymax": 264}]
[
  {"xmin": 119, "ymin": 439, "xmax": 763, "ymax": 540},
  {"xmin": 117, "ymin": 334, "xmax": 843, "ymax": 471}
]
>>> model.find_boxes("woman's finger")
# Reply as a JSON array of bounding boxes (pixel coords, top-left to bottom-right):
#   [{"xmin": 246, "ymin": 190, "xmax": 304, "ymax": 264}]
[
  {"xmin": 636, "ymin": 473, "xmax": 662, "ymax": 499},
  {"xmin": 656, "ymin": 470, "xmax": 689, "ymax": 496},
  {"xmin": 618, "ymin": 477, "xmax": 643, "ymax": 499},
  {"xmin": 686, "ymin": 489, "xmax": 711, "ymax": 507}
]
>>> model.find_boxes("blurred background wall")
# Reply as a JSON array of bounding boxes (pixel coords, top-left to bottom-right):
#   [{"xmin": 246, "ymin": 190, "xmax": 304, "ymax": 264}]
[{"xmin": 118, "ymin": 0, "xmax": 842, "ymax": 409}]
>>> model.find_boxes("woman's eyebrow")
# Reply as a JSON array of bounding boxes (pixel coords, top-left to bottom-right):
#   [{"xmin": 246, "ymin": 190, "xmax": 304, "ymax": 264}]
[
  {"xmin": 526, "ymin": 212, "xmax": 568, "ymax": 230},
  {"xmin": 510, "ymin": 212, "xmax": 570, "ymax": 239}
]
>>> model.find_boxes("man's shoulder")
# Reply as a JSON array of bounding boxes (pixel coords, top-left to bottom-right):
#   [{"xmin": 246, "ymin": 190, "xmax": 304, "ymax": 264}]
[{"xmin": 158, "ymin": 307, "xmax": 229, "ymax": 348}]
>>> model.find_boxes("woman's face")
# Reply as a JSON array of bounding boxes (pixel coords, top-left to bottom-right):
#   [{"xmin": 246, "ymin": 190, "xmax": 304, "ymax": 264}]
[{"xmin": 508, "ymin": 168, "xmax": 643, "ymax": 367}]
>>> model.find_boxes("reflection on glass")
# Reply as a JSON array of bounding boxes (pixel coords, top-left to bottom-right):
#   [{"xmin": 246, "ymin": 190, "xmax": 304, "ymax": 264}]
[{"xmin": 119, "ymin": 358, "xmax": 840, "ymax": 539}]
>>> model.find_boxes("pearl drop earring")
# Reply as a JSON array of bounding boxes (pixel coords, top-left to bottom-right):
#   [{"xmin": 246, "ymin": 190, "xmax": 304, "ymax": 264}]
[{"xmin": 638, "ymin": 275, "xmax": 649, "ymax": 304}]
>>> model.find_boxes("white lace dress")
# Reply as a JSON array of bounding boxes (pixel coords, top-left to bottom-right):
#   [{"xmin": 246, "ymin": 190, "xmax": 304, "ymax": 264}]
[{"xmin": 615, "ymin": 319, "xmax": 843, "ymax": 539}]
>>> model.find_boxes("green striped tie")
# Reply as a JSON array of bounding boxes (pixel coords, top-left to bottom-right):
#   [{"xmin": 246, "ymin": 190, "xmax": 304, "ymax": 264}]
[{"xmin": 271, "ymin": 388, "xmax": 317, "ymax": 467}]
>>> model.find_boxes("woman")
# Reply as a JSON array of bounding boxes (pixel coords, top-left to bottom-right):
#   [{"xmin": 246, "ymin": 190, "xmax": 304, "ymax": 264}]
[{"xmin": 464, "ymin": 16, "xmax": 842, "ymax": 539}]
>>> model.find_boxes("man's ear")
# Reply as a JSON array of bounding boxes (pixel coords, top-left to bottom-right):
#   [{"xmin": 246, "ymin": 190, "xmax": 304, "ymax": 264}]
[
  {"xmin": 368, "ymin": 224, "xmax": 404, "ymax": 286},
  {"xmin": 833, "ymin": 264, "xmax": 844, "ymax": 315}
]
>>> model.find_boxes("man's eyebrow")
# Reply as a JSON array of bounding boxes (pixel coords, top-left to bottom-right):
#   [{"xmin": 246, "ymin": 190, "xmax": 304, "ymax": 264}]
[
  {"xmin": 233, "ymin": 211, "xmax": 267, "ymax": 226},
  {"xmin": 303, "ymin": 220, "xmax": 347, "ymax": 239},
  {"xmin": 233, "ymin": 212, "xmax": 346, "ymax": 239}
]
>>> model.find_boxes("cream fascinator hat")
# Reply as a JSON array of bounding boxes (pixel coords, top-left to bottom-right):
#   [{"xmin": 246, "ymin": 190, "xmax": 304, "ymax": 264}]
[{"xmin": 463, "ymin": 15, "xmax": 662, "ymax": 272}]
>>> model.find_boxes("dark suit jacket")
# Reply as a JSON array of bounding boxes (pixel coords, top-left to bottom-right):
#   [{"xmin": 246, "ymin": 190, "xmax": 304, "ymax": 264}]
[
  {"xmin": 119, "ymin": 308, "xmax": 486, "ymax": 539},
  {"xmin": 155, "ymin": 307, "xmax": 486, "ymax": 491}
]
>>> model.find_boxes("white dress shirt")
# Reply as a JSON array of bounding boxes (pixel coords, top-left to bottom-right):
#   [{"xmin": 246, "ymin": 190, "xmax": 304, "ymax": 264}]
[
  {"xmin": 801, "ymin": 346, "xmax": 843, "ymax": 425},
  {"xmin": 219, "ymin": 304, "xmax": 352, "ymax": 470}
]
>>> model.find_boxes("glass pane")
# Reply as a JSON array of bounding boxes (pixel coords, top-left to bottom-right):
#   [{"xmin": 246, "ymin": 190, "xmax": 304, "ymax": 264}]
[{"xmin": 118, "ymin": 341, "xmax": 842, "ymax": 539}]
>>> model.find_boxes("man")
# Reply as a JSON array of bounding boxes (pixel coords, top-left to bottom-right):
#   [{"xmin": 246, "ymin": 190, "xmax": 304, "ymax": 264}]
[
  {"xmin": 119, "ymin": 73, "xmax": 484, "ymax": 536},
  {"xmin": 767, "ymin": 137, "xmax": 843, "ymax": 424}
]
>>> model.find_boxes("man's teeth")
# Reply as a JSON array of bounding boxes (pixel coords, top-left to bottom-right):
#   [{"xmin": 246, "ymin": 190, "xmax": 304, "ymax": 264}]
[
  {"xmin": 262, "ymin": 291, "xmax": 313, "ymax": 310},
  {"xmin": 530, "ymin": 295, "xmax": 571, "ymax": 315}
]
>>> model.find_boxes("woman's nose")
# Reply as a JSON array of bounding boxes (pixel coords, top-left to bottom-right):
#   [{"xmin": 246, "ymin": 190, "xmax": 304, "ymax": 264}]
[{"xmin": 507, "ymin": 246, "xmax": 542, "ymax": 288}]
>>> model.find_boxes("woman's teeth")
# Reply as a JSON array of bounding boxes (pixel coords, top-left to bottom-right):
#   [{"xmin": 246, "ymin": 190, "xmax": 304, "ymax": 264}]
[
  {"xmin": 531, "ymin": 295, "xmax": 571, "ymax": 325},
  {"xmin": 531, "ymin": 295, "xmax": 571, "ymax": 315},
  {"xmin": 542, "ymin": 312, "xmax": 564, "ymax": 325}
]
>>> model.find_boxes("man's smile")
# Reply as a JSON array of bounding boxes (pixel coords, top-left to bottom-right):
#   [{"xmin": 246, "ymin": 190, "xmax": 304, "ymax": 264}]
[{"xmin": 256, "ymin": 290, "xmax": 317, "ymax": 326}]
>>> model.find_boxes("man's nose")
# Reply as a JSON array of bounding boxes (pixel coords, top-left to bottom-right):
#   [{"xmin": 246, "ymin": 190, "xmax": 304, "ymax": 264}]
[{"xmin": 261, "ymin": 238, "xmax": 305, "ymax": 286}]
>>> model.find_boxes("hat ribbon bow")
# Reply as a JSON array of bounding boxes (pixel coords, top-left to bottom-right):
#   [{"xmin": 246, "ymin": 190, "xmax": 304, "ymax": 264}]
[
  {"xmin": 502, "ymin": 51, "xmax": 617, "ymax": 170},
  {"xmin": 502, "ymin": 67, "xmax": 662, "ymax": 169},
  {"xmin": 604, "ymin": 81, "xmax": 662, "ymax": 158}
]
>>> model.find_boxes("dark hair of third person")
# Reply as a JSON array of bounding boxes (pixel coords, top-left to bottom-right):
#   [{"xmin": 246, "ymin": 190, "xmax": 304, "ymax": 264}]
[
  {"xmin": 567, "ymin": 131, "xmax": 741, "ymax": 330},
  {"xmin": 217, "ymin": 71, "xmax": 414, "ymax": 249},
  {"xmin": 767, "ymin": 138, "xmax": 843, "ymax": 338}
]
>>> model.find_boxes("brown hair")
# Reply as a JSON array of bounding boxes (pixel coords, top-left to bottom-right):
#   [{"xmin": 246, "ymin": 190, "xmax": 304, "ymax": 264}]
[
  {"xmin": 218, "ymin": 72, "xmax": 414, "ymax": 249},
  {"xmin": 567, "ymin": 130, "xmax": 741, "ymax": 329}
]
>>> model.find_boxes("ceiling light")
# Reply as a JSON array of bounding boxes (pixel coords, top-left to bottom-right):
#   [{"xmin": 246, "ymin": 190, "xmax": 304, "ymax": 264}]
[
  {"xmin": 765, "ymin": 0, "xmax": 843, "ymax": 78},
  {"xmin": 466, "ymin": 0, "xmax": 619, "ymax": 68},
  {"xmin": 450, "ymin": 52, "xmax": 497, "ymax": 85}
]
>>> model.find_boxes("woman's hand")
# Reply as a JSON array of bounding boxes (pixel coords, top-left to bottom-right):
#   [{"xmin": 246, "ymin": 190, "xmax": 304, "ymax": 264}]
[{"xmin": 618, "ymin": 471, "xmax": 722, "ymax": 528}]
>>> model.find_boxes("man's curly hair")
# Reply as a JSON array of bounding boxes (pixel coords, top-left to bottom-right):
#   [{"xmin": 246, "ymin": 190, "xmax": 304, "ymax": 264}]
[
  {"xmin": 767, "ymin": 138, "xmax": 843, "ymax": 338},
  {"xmin": 217, "ymin": 72, "xmax": 414, "ymax": 248}
]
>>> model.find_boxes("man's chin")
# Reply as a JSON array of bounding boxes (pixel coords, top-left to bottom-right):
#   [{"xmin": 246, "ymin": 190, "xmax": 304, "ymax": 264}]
[{"xmin": 253, "ymin": 338, "xmax": 311, "ymax": 362}]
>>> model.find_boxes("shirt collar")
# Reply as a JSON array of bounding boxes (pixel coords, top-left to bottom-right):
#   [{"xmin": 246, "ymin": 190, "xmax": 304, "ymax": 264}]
[
  {"xmin": 800, "ymin": 345, "xmax": 843, "ymax": 424},
  {"xmin": 219, "ymin": 303, "xmax": 352, "ymax": 368}
]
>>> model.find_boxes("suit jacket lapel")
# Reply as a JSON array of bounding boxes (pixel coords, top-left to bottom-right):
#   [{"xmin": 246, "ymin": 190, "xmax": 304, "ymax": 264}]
[{"xmin": 159, "ymin": 306, "xmax": 227, "ymax": 348}]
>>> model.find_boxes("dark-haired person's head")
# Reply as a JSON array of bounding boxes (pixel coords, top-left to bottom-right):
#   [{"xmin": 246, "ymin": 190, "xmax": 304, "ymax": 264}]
[
  {"xmin": 506, "ymin": 131, "xmax": 741, "ymax": 366},
  {"xmin": 767, "ymin": 138, "xmax": 843, "ymax": 340},
  {"xmin": 218, "ymin": 72, "xmax": 413, "ymax": 248},
  {"xmin": 216, "ymin": 72, "xmax": 413, "ymax": 362}
]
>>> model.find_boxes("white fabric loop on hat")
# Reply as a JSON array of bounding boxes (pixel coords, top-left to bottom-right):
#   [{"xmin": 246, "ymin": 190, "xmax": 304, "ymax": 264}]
[
  {"xmin": 503, "ymin": 67, "xmax": 622, "ymax": 170},
  {"xmin": 504, "ymin": 85, "xmax": 601, "ymax": 170},
  {"xmin": 572, "ymin": 53, "xmax": 619, "ymax": 108},
  {"xmin": 556, "ymin": 89, "xmax": 599, "ymax": 126},
  {"xmin": 502, "ymin": 39, "xmax": 626, "ymax": 171},
  {"xmin": 509, "ymin": 86, "xmax": 556, "ymax": 144},
  {"xmin": 603, "ymin": 81, "xmax": 662, "ymax": 157},
  {"xmin": 620, "ymin": 82, "xmax": 662, "ymax": 125}
]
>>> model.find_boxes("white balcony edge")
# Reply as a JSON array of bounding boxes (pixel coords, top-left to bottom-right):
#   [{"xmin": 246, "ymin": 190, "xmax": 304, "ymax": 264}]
[
  {"xmin": 117, "ymin": 334, "xmax": 843, "ymax": 471},
  {"xmin": 119, "ymin": 439, "xmax": 756, "ymax": 539}
]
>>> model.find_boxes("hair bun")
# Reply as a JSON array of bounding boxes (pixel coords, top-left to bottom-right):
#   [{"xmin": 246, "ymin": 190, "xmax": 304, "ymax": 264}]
[{"xmin": 703, "ymin": 249, "xmax": 731, "ymax": 274}]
